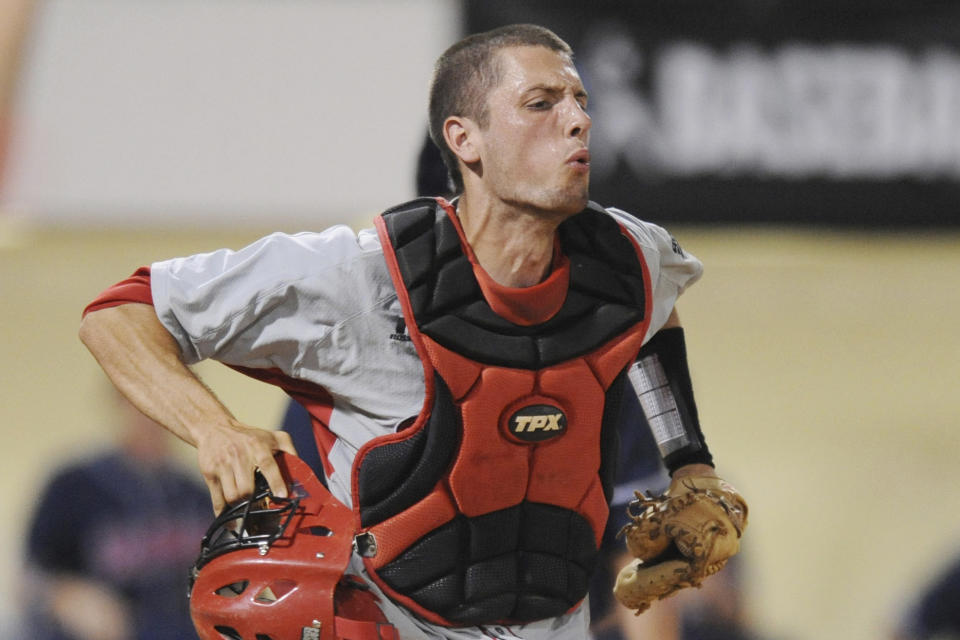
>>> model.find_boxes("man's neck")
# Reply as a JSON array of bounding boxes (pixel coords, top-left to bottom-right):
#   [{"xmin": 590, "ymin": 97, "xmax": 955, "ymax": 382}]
[{"xmin": 456, "ymin": 193, "xmax": 564, "ymax": 288}]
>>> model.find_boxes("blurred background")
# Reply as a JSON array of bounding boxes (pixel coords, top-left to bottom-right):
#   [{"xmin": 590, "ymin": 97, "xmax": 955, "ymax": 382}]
[{"xmin": 1, "ymin": 1, "xmax": 959, "ymax": 639}]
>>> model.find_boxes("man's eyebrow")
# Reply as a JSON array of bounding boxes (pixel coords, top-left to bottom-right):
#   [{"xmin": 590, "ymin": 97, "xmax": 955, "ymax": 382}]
[
  {"xmin": 521, "ymin": 84, "xmax": 563, "ymax": 96},
  {"xmin": 521, "ymin": 84, "xmax": 589, "ymax": 100}
]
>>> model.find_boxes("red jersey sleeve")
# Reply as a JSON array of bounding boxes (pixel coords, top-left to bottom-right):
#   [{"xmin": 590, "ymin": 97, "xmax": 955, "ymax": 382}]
[{"xmin": 82, "ymin": 266, "xmax": 153, "ymax": 317}]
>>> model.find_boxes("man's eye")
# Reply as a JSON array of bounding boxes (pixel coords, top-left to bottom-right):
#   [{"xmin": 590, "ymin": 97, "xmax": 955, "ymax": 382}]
[{"xmin": 529, "ymin": 100, "xmax": 551, "ymax": 110}]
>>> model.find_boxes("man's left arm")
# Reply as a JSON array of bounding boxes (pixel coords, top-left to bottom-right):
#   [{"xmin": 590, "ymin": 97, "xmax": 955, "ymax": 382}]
[{"xmin": 614, "ymin": 306, "xmax": 749, "ymax": 614}]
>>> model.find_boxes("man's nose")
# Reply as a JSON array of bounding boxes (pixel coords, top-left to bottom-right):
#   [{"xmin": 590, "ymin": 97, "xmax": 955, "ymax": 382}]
[{"xmin": 566, "ymin": 99, "xmax": 591, "ymax": 140}]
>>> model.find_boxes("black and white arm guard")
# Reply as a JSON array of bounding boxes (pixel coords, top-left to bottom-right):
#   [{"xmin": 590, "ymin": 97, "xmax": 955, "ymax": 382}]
[{"xmin": 628, "ymin": 327, "xmax": 714, "ymax": 474}]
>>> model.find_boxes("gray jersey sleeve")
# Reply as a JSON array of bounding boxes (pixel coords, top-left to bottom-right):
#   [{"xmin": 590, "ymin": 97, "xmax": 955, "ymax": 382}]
[
  {"xmin": 603, "ymin": 207, "xmax": 704, "ymax": 340},
  {"xmin": 150, "ymin": 225, "xmax": 383, "ymax": 372}
]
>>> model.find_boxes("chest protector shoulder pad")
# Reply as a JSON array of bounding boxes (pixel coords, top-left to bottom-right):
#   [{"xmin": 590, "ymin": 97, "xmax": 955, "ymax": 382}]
[{"xmin": 353, "ymin": 198, "xmax": 653, "ymax": 626}]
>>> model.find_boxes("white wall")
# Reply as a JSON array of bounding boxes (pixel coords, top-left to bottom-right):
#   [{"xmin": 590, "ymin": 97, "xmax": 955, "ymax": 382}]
[{"xmin": 2, "ymin": 0, "xmax": 461, "ymax": 228}]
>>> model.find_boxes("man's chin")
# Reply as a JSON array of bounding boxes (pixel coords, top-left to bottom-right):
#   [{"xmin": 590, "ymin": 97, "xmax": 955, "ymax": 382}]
[
  {"xmin": 529, "ymin": 197, "xmax": 586, "ymax": 221},
  {"xmin": 557, "ymin": 189, "xmax": 590, "ymax": 216},
  {"xmin": 505, "ymin": 185, "xmax": 589, "ymax": 218},
  {"xmin": 548, "ymin": 180, "xmax": 590, "ymax": 212}
]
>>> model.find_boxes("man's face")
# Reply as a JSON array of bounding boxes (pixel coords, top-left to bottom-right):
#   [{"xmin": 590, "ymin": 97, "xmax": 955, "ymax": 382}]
[{"xmin": 472, "ymin": 46, "xmax": 592, "ymax": 216}]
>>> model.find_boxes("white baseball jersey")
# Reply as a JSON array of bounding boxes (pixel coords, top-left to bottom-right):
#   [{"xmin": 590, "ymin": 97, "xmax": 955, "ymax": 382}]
[{"xmin": 150, "ymin": 205, "xmax": 702, "ymax": 639}]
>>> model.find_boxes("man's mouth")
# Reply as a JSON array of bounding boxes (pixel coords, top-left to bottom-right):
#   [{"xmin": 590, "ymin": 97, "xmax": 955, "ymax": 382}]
[{"xmin": 567, "ymin": 149, "xmax": 591, "ymax": 169}]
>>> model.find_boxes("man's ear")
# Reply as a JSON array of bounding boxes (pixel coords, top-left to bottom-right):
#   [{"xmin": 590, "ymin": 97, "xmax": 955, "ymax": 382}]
[{"xmin": 442, "ymin": 115, "xmax": 481, "ymax": 166}]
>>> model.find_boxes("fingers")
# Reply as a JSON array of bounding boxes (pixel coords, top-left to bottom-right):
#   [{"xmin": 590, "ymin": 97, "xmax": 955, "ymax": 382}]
[
  {"xmin": 233, "ymin": 459, "xmax": 257, "ymax": 502},
  {"xmin": 253, "ymin": 430, "xmax": 299, "ymax": 498},
  {"xmin": 197, "ymin": 425, "xmax": 296, "ymax": 514},
  {"xmin": 202, "ymin": 474, "xmax": 227, "ymax": 516},
  {"xmin": 255, "ymin": 455, "xmax": 288, "ymax": 499}
]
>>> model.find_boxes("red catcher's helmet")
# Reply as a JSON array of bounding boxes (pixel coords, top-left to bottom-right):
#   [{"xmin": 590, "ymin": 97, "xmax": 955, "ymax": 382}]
[{"xmin": 188, "ymin": 453, "xmax": 396, "ymax": 640}]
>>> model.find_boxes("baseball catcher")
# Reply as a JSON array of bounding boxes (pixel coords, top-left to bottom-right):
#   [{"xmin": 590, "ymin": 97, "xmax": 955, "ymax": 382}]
[
  {"xmin": 613, "ymin": 474, "xmax": 748, "ymax": 614},
  {"xmin": 79, "ymin": 23, "xmax": 749, "ymax": 640}
]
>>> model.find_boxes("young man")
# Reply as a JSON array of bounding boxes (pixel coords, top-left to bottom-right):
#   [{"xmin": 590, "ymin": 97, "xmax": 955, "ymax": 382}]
[{"xmin": 80, "ymin": 24, "xmax": 742, "ymax": 639}]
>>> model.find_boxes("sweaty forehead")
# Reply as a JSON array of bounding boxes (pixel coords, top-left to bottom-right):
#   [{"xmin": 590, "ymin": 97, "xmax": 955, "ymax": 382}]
[{"xmin": 493, "ymin": 45, "xmax": 583, "ymax": 94}]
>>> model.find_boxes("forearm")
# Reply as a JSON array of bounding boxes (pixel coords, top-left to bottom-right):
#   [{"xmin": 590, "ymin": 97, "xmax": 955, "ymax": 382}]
[
  {"xmin": 79, "ymin": 302, "xmax": 295, "ymax": 511},
  {"xmin": 78, "ymin": 302, "xmax": 237, "ymax": 446},
  {"xmin": 634, "ymin": 309, "xmax": 714, "ymax": 473}
]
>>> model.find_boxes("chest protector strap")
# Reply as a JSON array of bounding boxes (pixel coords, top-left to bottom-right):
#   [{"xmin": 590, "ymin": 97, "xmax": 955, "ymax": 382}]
[{"xmin": 353, "ymin": 198, "xmax": 653, "ymax": 626}]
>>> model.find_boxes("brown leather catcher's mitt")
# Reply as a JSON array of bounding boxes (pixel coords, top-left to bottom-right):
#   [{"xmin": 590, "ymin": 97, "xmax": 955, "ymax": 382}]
[{"xmin": 613, "ymin": 475, "xmax": 749, "ymax": 614}]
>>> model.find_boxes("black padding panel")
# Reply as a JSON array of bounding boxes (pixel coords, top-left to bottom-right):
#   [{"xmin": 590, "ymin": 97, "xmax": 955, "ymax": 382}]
[
  {"xmin": 445, "ymin": 594, "xmax": 518, "ymax": 624},
  {"xmin": 597, "ymin": 371, "xmax": 628, "ymax": 503},
  {"xmin": 520, "ymin": 505, "xmax": 570, "ymax": 558},
  {"xmin": 387, "ymin": 202, "xmax": 434, "ymax": 248},
  {"xmin": 430, "ymin": 256, "xmax": 477, "ymax": 310},
  {"xmin": 514, "ymin": 594, "xmax": 568, "ymax": 622},
  {"xmin": 395, "ymin": 229, "xmax": 436, "ymax": 289},
  {"xmin": 357, "ymin": 375, "xmax": 460, "ymax": 528},
  {"xmin": 464, "ymin": 555, "xmax": 518, "ymax": 601},
  {"xmin": 380, "ymin": 198, "xmax": 647, "ymax": 369},
  {"xmin": 425, "ymin": 315, "xmax": 539, "ymax": 364},
  {"xmin": 535, "ymin": 305, "xmax": 638, "ymax": 366},
  {"xmin": 467, "ymin": 508, "xmax": 521, "ymax": 560},
  {"xmin": 566, "ymin": 514, "xmax": 601, "ymax": 569},
  {"xmin": 410, "ymin": 573, "xmax": 462, "ymax": 611},
  {"xmin": 356, "ymin": 421, "xmax": 426, "ymax": 508},
  {"xmin": 521, "ymin": 552, "xmax": 569, "ymax": 599},
  {"xmin": 376, "ymin": 521, "xmax": 461, "ymax": 591},
  {"xmin": 377, "ymin": 502, "xmax": 599, "ymax": 625}
]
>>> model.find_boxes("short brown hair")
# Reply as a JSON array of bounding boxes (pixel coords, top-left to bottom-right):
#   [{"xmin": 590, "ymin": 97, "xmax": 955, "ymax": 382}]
[{"xmin": 428, "ymin": 24, "xmax": 573, "ymax": 193}]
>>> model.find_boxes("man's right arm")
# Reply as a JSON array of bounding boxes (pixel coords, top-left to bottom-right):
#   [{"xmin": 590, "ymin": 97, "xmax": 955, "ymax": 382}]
[{"xmin": 79, "ymin": 303, "xmax": 295, "ymax": 513}]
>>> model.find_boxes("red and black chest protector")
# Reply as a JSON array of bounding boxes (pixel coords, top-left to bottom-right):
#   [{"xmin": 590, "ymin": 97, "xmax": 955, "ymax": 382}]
[{"xmin": 353, "ymin": 198, "xmax": 653, "ymax": 626}]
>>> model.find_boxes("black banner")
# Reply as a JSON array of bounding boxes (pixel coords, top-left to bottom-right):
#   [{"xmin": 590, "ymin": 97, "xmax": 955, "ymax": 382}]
[{"xmin": 466, "ymin": 1, "xmax": 960, "ymax": 227}]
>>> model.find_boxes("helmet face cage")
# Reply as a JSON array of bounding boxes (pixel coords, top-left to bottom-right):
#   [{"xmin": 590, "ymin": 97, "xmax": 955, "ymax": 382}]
[
  {"xmin": 191, "ymin": 474, "xmax": 301, "ymax": 579},
  {"xmin": 187, "ymin": 454, "xmax": 366, "ymax": 640}
]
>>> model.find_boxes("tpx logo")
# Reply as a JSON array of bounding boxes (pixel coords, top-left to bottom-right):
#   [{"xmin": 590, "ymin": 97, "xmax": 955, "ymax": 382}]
[{"xmin": 507, "ymin": 404, "xmax": 567, "ymax": 442}]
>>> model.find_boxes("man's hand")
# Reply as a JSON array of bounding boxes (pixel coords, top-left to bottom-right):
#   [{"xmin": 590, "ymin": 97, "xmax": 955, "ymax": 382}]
[
  {"xmin": 613, "ymin": 470, "xmax": 748, "ymax": 614},
  {"xmin": 196, "ymin": 422, "xmax": 297, "ymax": 514},
  {"xmin": 80, "ymin": 303, "xmax": 299, "ymax": 513}
]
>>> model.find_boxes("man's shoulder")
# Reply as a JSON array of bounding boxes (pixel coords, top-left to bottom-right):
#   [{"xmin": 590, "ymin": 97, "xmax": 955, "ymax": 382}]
[
  {"xmin": 207, "ymin": 224, "xmax": 386, "ymax": 274},
  {"xmin": 584, "ymin": 203, "xmax": 668, "ymax": 245},
  {"xmin": 586, "ymin": 201, "xmax": 648, "ymax": 223},
  {"xmin": 150, "ymin": 224, "xmax": 390, "ymax": 316},
  {"xmin": 260, "ymin": 224, "xmax": 382, "ymax": 253},
  {"xmin": 254, "ymin": 226, "xmax": 388, "ymax": 289}
]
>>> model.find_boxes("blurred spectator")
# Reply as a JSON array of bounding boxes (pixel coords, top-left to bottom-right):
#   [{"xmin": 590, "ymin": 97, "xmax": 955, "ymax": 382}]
[
  {"xmin": 892, "ymin": 554, "xmax": 960, "ymax": 640},
  {"xmin": 21, "ymin": 391, "xmax": 211, "ymax": 640}
]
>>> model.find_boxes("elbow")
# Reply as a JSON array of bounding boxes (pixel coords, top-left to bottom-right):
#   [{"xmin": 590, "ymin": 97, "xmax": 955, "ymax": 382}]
[
  {"xmin": 79, "ymin": 304, "xmax": 131, "ymax": 355},
  {"xmin": 78, "ymin": 309, "xmax": 106, "ymax": 354}
]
